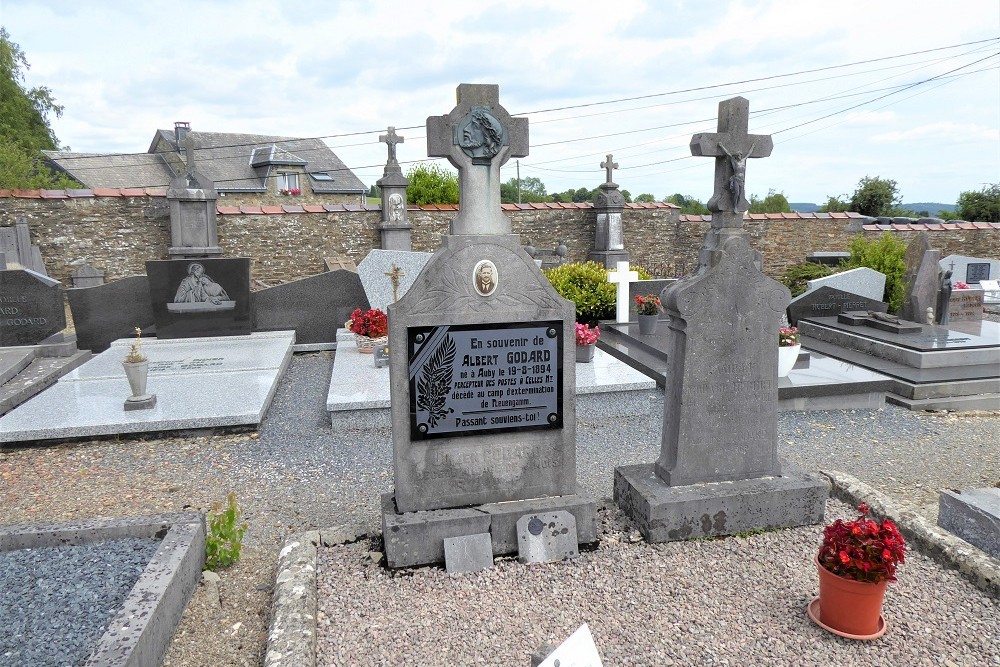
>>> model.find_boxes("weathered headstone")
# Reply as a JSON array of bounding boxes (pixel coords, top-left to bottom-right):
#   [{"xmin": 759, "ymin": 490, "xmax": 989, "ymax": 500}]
[
  {"xmin": 940, "ymin": 254, "xmax": 999, "ymax": 286},
  {"xmin": 516, "ymin": 511, "xmax": 579, "ymax": 564},
  {"xmin": 167, "ymin": 135, "xmax": 222, "ymax": 259},
  {"xmin": 587, "ymin": 154, "xmax": 629, "ymax": 268},
  {"xmin": 804, "ymin": 267, "xmax": 886, "ymax": 303},
  {"xmin": 0, "ymin": 269, "xmax": 67, "ymax": 346},
  {"xmin": 252, "ymin": 269, "xmax": 368, "ymax": 345},
  {"xmin": 0, "ymin": 218, "xmax": 47, "ymax": 275},
  {"xmin": 949, "ymin": 288, "xmax": 985, "ymax": 322},
  {"xmin": 71, "ymin": 264, "xmax": 106, "ymax": 288},
  {"xmin": 357, "ymin": 249, "xmax": 432, "ymax": 312},
  {"xmin": 377, "ymin": 126, "xmax": 413, "ymax": 251},
  {"xmin": 146, "ymin": 258, "xmax": 251, "ymax": 338},
  {"xmin": 382, "ymin": 84, "xmax": 594, "ymax": 568},
  {"xmin": 787, "ymin": 285, "xmax": 888, "ymax": 326},
  {"xmin": 901, "ymin": 233, "xmax": 941, "ymax": 322},
  {"xmin": 614, "ymin": 96, "xmax": 827, "ymax": 542}
]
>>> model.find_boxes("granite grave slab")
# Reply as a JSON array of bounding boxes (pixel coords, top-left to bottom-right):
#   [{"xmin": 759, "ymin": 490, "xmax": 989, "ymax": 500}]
[
  {"xmin": 938, "ymin": 488, "xmax": 1000, "ymax": 559},
  {"xmin": 0, "ymin": 269, "xmax": 66, "ymax": 346},
  {"xmin": 252, "ymin": 269, "xmax": 368, "ymax": 348},
  {"xmin": 146, "ymin": 258, "xmax": 251, "ymax": 339},
  {"xmin": 901, "ymin": 233, "xmax": 940, "ymax": 322},
  {"xmin": 804, "ymin": 267, "xmax": 886, "ymax": 302},
  {"xmin": 357, "ymin": 249, "xmax": 432, "ymax": 312},
  {"xmin": 67, "ymin": 276, "xmax": 154, "ymax": 353},
  {"xmin": 0, "ymin": 330, "xmax": 294, "ymax": 443},
  {"xmin": 787, "ymin": 285, "xmax": 888, "ymax": 326},
  {"xmin": 940, "ymin": 254, "xmax": 999, "ymax": 286}
]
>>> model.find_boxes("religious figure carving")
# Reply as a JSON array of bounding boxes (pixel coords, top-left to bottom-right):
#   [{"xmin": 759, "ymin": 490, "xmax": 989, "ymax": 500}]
[
  {"xmin": 457, "ymin": 107, "xmax": 504, "ymax": 161},
  {"xmin": 867, "ymin": 310, "xmax": 901, "ymax": 323},
  {"xmin": 387, "ymin": 193, "xmax": 404, "ymax": 223},
  {"xmin": 718, "ymin": 141, "xmax": 756, "ymax": 212},
  {"xmin": 473, "ymin": 260, "xmax": 498, "ymax": 296},
  {"xmin": 936, "ymin": 269, "xmax": 953, "ymax": 325},
  {"xmin": 174, "ymin": 262, "xmax": 229, "ymax": 305}
]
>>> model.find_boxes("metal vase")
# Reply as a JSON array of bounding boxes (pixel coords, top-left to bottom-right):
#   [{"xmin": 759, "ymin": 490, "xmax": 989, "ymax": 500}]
[
  {"xmin": 575, "ymin": 343, "xmax": 595, "ymax": 363},
  {"xmin": 637, "ymin": 314, "xmax": 658, "ymax": 335}
]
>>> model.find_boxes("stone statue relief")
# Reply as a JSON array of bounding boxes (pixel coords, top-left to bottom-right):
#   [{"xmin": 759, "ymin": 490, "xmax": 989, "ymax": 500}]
[
  {"xmin": 455, "ymin": 106, "xmax": 505, "ymax": 162},
  {"xmin": 167, "ymin": 262, "xmax": 235, "ymax": 312},
  {"xmin": 719, "ymin": 141, "xmax": 756, "ymax": 212},
  {"xmin": 387, "ymin": 193, "xmax": 405, "ymax": 223}
]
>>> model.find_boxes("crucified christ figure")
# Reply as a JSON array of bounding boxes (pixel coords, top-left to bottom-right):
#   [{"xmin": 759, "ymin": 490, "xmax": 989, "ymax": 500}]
[{"xmin": 718, "ymin": 140, "xmax": 756, "ymax": 212}]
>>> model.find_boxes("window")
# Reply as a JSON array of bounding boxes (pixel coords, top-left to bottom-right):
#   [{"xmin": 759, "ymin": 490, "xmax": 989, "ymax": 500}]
[
  {"xmin": 311, "ymin": 172, "xmax": 334, "ymax": 181},
  {"xmin": 277, "ymin": 172, "xmax": 300, "ymax": 192}
]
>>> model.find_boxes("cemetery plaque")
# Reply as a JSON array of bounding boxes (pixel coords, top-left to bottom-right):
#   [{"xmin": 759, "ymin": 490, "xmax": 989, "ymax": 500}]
[
  {"xmin": 0, "ymin": 269, "xmax": 66, "ymax": 346},
  {"xmin": 408, "ymin": 322, "xmax": 562, "ymax": 439},
  {"xmin": 146, "ymin": 258, "xmax": 251, "ymax": 339},
  {"xmin": 787, "ymin": 286, "xmax": 887, "ymax": 326},
  {"xmin": 967, "ymin": 263, "xmax": 990, "ymax": 284},
  {"xmin": 949, "ymin": 289, "xmax": 984, "ymax": 322}
]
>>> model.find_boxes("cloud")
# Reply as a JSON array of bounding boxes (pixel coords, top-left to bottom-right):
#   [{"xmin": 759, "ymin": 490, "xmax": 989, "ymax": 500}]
[{"xmin": 870, "ymin": 121, "xmax": 1000, "ymax": 143}]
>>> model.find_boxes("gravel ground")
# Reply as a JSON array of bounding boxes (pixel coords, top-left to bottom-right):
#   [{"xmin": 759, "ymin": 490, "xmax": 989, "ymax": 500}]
[
  {"xmin": 1, "ymin": 310, "xmax": 999, "ymax": 666},
  {"xmin": 0, "ymin": 537, "xmax": 160, "ymax": 667}
]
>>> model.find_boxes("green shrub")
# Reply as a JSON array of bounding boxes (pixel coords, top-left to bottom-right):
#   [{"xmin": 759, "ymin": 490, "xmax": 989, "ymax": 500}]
[
  {"xmin": 205, "ymin": 492, "xmax": 247, "ymax": 571},
  {"xmin": 840, "ymin": 232, "xmax": 907, "ymax": 313},
  {"xmin": 544, "ymin": 261, "xmax": 617, "ymax": 325},
  {"xmin": 610, "ymin": 264, "xmax": 654, "ymax": 280},
  {"xmin": 780, "ymin": 262, "xmax": 834, "ymax": 297}
]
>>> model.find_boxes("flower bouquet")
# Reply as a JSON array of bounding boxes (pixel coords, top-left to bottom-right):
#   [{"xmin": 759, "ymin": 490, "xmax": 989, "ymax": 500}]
[
  {"xmin": 123, "ymin": 326, "xmax": 147, "ymax": 364},
  {"xmin": 634, "ymin": 294, "xmax": 663, "ymax": 316},
  {"xmin": 348, "ymin": 307, "xmax": 388, "ymax": 353},
  {"xmin": 779, "ymin": 326, "xmax": 800, "ymax": 347},
  {"xmin": 574, "ymin": 322, "xmax": 600, "ymax": 363}
]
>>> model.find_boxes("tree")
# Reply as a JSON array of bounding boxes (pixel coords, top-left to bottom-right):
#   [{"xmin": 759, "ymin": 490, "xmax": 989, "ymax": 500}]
[
  {"xmin": 848, "ymin": 176, "xmax": 902, "ymax": 217},
  {"xmin": 0, "ymin": 28, "xmax": 79, "ymax": 189},
  {"xmin": 663, "ymin": 193, "xmax": 710, "ymax": 215},
  {"xmin": 955, "ymin": 183, "xmax": 1000, "ymax": 222},
  {"xmin": 500, "ymin": 176, "xmax": 548, "ymax": 204},
  {"xmin": 405, "ymin": 163, "xmax": 458, "ymax": 205},
  {"xmin": 634, "ymin": 193, "xmax": 656, "ymax": 203},
  {"xmin": 748, "ymin": 189, "xmax": 791, "ymax": 214},
  {"xmin": 818, "ymin": 195, "xmax": 850, "ymax": 213}
]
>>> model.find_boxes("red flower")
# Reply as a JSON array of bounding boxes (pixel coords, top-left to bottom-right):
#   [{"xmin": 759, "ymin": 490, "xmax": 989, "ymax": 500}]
[
  {"xmin": 839, "ymin": 550, "xmax": 850, "ymax": 564},
  {"xmin": 818, "ymin": 504, "xmax": 906, "ymax": 584},
  {"xmin": 348, "ymin": 307, "xmax": 388, "ymax": 338}
]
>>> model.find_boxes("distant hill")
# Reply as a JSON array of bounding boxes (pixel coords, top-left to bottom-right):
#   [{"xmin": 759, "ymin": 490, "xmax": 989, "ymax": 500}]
[{"xmin": 789, "ymin": 202, "xmax": 956, "ymax": 215}]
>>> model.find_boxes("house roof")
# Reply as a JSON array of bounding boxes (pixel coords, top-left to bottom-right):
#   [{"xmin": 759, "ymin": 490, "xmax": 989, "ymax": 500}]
[{"xmin": 44, "ymin": 129, "xmax": 366, "ymax": 194}]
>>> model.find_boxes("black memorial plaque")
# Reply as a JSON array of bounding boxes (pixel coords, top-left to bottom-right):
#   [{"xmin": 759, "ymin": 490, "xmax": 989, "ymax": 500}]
[
  {"xmin": 146, "ymin": 258, "xmax": 251, "ymax": 338},
  {"xmin": 408, "ymin": 321, "xmax": 563, "ymax": 440},
  {"xmin": 787, "ymin": 286, "xmax": 888, "ymax": 326},
  {"xmin": 966, "ymin": 263, "xmax": 990, "ymax": 284}
]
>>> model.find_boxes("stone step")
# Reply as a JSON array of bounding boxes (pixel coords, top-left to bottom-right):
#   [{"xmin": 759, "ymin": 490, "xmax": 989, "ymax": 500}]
[{"xmin": 886, "ymin": 392, "xmax": 1000, "ymax": 412}]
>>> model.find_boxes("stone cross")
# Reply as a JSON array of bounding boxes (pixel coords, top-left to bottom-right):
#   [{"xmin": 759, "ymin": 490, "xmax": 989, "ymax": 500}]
[
  {"xmin": 608, "ymin": 261, "xmax": 639, "ymax": 323},
  {"xmin": 426, "ymin": 84, "xmax": 529, "ymax": 235},
  {"xmin": 183, "ymin": 134, "xmax": 197, "ymax": 185},
  {"xmin": 380, "ymin": 126, "xmax": 404, "ymax": 165},
  {"xmin": 689, "ymin": 96, "xmax": 772, "ymax": 225},
  {"xmin": 384, "ymin": 262, "xmax": 405, "ymax": 302},
  {"xmin": 601, "ymin": 154, "xmax": 618, "ymax": 186}
]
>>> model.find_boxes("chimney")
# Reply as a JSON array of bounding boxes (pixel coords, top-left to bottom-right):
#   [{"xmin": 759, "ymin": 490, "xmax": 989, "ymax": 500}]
[{"xmin": 174, "ymin": 121, "xmax": 191, "ymax": 145}]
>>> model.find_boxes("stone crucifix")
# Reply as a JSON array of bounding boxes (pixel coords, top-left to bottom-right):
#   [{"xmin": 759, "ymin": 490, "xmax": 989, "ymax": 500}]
[
  {"xmin": 689, "ymin": 96, "xmax": 772, "ymax": 228},
  {"xmin": 384, "ymin": 262, "xmax": 405, "ymax": 302},
  {"xmin": 601, "ymin": 154, "xmax": 618, "ymax": 186},
  {"xmin": 426, "ymin": 84, "xmax": 528, "ymax": 235},
  {"xmin": 380, "ymin": 126, "xmax": 404, "ymax": 165}
]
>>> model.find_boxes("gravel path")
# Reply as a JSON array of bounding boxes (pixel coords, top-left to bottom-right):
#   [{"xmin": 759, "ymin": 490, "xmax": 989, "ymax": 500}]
[{"xmin": 1, "ymin": 327, "xmax": 998, "ymax": 665}]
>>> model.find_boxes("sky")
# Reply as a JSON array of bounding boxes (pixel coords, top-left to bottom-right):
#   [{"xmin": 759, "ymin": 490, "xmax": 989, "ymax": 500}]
[{"xmin": 2, "ymin": 0, "xmax": 998, "ymax": 206}]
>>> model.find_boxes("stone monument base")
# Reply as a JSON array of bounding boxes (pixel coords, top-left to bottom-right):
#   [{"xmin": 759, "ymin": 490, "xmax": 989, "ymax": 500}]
[
  {"xmin": 381, "ymin": 492, "xmax": 597, "ymax": 569},
  {"xmin": 587, "ymin": 250, "xmax": 630, "ymax": 270},
  {"xmin": 613, "ymin": 463, "xmax": 828, "ymax": 543}
]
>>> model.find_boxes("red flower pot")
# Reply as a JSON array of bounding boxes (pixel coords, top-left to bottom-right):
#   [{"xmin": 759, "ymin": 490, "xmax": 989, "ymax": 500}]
[{"xmin": 811, "ymin": 554, "xmax": 888, "ymax": 639}]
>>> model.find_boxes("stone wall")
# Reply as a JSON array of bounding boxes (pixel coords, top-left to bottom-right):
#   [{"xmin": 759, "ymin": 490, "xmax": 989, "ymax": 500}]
[{"xmin": 1, "ymin": 191, "xmax": 998, "ymax": 287}]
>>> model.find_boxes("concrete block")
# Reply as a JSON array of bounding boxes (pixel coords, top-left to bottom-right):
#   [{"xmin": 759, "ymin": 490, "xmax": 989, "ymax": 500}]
[
  {"xmin": 381, "ymin": 493, "xmax": 491, "ymax": 569},
  {"xmin": 938, "ymin": 488, "xmax": 1000, "ymax": 559},
  {"xmin": 443, "ymin": 533, "xmax": 494, "ymax": 574}
]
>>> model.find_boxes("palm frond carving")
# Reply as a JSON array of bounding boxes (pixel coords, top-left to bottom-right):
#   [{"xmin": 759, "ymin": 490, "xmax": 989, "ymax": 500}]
[{"xmin": 416, "ymin": 334, "xmax": 456, "ymax": 428}]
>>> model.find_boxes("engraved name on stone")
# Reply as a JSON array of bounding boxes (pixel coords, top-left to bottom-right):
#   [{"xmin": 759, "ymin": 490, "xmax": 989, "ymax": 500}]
[
  {"xmin": 0, "ymin": 294, "xmax": 47, "ymax": 325},
  {"xmin": 408, "ymin": 322, "xmax": 562, "ymax": 439},
  {"xmin": 149, "ymin": 357, "xmax": 225, "ymax": 372}
]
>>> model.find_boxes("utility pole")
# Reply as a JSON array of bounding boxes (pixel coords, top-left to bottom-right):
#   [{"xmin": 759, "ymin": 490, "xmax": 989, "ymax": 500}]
[{"xmin": 516, "ymin": 159, "xmax": 521, "ymax": 204}]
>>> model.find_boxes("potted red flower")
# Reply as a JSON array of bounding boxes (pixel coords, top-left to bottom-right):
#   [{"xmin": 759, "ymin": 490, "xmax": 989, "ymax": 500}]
[
  {"xmin": 634, "ymin": 294, "xmax": 662, "ymax": 335},
  {"xmin": 809, "ymin": 502, "xmax": 906, "ymax": 639},
  {"xmin": 347, "ymin": 307, "xmax": 388, "ymax": 353},
  {"xmin": 574, "ymin": 322, "xmax": 600, "ymax": 363}
]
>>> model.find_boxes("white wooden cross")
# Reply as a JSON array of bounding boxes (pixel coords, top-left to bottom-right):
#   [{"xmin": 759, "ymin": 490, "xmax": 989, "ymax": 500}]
[{"xmin": 608, "ymin": 261, "xmax": 639, "ymax": 323}]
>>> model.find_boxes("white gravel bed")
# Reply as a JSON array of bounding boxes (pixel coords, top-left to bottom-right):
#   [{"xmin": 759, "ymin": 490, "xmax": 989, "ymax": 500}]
[{"xmin": 315, "ymin": 499, "xmax": 999, "ymax": 667}]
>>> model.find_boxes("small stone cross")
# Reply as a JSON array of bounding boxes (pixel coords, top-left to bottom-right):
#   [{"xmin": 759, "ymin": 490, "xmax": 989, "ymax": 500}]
[
  {"xmin": 608, "ymin": 261, "xmax": 639, "ymax": 324},
  {"xmin": 380, "ymin": 126, "xmax": 404, "ymax": 165},
  {"xmin": 601, "ymin": 154, "xmax": 618, "ymax": 186},
  {"xmin": 384, "ymin": 262, "xmax": 405, "ymax": 302},
  {"xmin": 690, "ymin": 96, "xmax": 772, "ymax": 224},
  {"xmin": 184, "ymin": 134, "xmax": 196, "ymax": 174}
]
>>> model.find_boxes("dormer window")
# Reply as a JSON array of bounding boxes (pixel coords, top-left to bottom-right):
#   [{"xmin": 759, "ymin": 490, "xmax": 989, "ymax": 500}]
[{"xmin": 278, "ymin": 172, "xmax": 300, "ymax": 192}]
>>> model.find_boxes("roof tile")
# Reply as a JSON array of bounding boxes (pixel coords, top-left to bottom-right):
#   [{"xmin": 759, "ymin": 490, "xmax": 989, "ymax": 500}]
[
  {"xmin": 120, "ymin": 188, "xmax": 146, "ymax": 197},
  {"xmin": 529, "ymin": 202, "xmax": 548, "ymax": 209},
  {"xmin": 40, "ymin": 189, "xmax": 69, "ymax": 199},
  {"xmin": 765, "ymin": 213, "xmax": 783, "ymax": 219},
  {"xmin": 145, "ymin": 187, "xmax": 167, "ymax": 197},
  {"xmin": 93, "ymin": 188, "xmax": 121, "ymax": 197},
  {"xmin": 973, "ymin": 222, "xmax": 991, "ymax": 229},
  {"xmin": 217, "ymin": 206, "xmax": 241, "ymax": 215},
  {"xmin": 239, "ymin": 206, "xmax": 264, "ymax": 215},
  {"xmin": 958, "ymin": 222, "xmax": 976, "ymax": 229},
  {"xmin": 261, "ymin": 206, "xmax": 284, "ymax": 214},
  {"xmin": 302, "ymin": 205, "xmax": 326, "ymax": 213},
  {"xmin": 942, "ymin": 223, "xmax": 958, "ymax": 230},
  {"xmin": 281, "ymin": 205, "xmax": 305, "ymax": 213},
  {"xmin": 323, "ymin": 205, "xmax": 347, "ymax": 212},
  {"xmin": 515, "ymin": 203, "xmax": 533, "ymax": 210},
  {"xmin": 342, "ymin": 204, "xmax": 363, "ymax": 211},
  {"xmin": 910, "ymin": 224, "xmax": 927, "ymax": 230},
  {"xmin": 0, "ymin": 190, "xmax": 10, "ymax": 198},
  {"xmin": 65, "ymin": 189, "xmax": 95, "ymax": 198},
  {"xmin": 862, "ymin": 224, "xmax": 880, "ymax": 231},
  {"xmin": 11, "ymin": 189, "xmax": 42, "ymax": 198},
  {"xmin": 501, "ymin": 204, "xmax": 517, "ymax": 210},
  {"xmin": 925, "ymin": 223, "xmax": 944, "ymax": 230}
]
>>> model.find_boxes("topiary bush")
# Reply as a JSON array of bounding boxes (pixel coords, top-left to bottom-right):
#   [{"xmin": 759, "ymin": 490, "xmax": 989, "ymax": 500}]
[
  {"xmin": 780, "ymin": 262, "xmax": 835, "ymax": 297},
  {"xmin": 544, "ymin": 261, "xmax": 617, "ymax": 325},
  {"xmin": 840, "ymin": 232, "xmax": 907, "ymax": 313}
]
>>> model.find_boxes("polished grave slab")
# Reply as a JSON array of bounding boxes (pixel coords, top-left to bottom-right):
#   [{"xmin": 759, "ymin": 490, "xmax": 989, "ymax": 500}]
[{"xmin": 0, "ymin": 330, "xmax": 294, "ymax": 443}]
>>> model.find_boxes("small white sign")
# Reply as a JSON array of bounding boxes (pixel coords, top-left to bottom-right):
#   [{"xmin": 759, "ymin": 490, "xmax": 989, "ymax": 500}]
[{"xmin": 538, "ymin": 623, "xmax": 603, "ymax": 667}]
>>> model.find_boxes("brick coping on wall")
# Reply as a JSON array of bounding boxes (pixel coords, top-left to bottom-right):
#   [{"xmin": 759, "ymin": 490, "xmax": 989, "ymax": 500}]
[{"xmin": 3, "ymin": 188, "xmax": 998, "ymax": 230}]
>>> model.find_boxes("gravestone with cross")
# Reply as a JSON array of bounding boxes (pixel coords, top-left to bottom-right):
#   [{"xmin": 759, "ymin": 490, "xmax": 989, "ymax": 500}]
[
  {"xmin": 377, "ymin": 126, "xmax": 413, "ymax": 251},
  {"xmin": 167, "ymin": 133, "xmax": 221, "ymax": 259},
  {"xmin": 588, "ymin": 153, "xmax": 630, "ymax": 268},
  {"xmin": 614, "ymin": 95, "xmax": 826, "ymax": 543},
  {"xmin": 608, "ymin": 261, "xmax": 638, "ymax": 323},
  {"xmin": 382, "ymin": 84, "xmax": 594, "ymax": 569}
]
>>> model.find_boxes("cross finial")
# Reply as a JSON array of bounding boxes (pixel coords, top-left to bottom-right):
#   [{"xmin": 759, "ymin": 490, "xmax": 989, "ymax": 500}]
[
  {"xmin": 379, "ymin": 126, "xmax": 404, "ymax": 165},
  {"xmin": 183, "ymin": 134, "xmax": 196, "ymax": 174},
  {"xmin": 601, "ymin": 154, "xmax": 619, "ymax": 185}
]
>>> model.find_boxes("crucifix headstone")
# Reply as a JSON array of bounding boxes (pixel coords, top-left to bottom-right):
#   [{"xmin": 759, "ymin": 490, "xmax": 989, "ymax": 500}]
[
  {"xmin": 384, "ymin": 262, "xmax": 405, "ymax": 302},
  {"xmin": 426, "ymin": 83, "xmax": 529, "ymax": 235},
  {"xmin": 608, "ymin": 261, "xmax": 638, "ymax": 323},
  {"xmin": 377, "ymin": 126, "xmax": 412, "ymax": 251},
  {"xmin": 613, "ymin": 95, "xmax": 826, "ymax": 545},
  {"xmin": 690, "ymin": 96, "xmax": 773, "ymax": 227},
  {"xmin": 601, "ymin": 154, "xmax": 618, "ymax": 187},
  {"xmin": 167, "ymin": 133, "xmax": 221, "ymax": 259}
]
